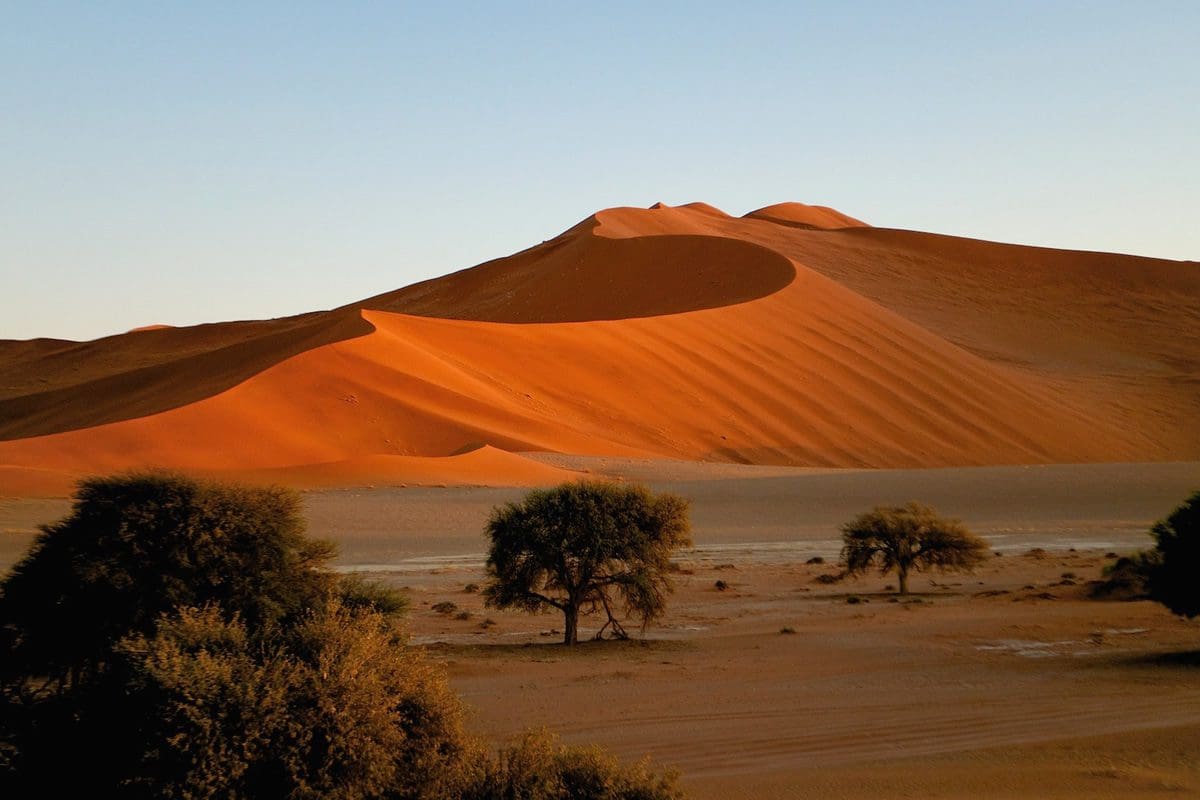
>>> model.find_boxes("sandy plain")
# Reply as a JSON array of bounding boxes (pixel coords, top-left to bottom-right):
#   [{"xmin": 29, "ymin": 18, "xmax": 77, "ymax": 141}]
[{"xmin": 3, "ymin": 459, "xmax": 1196, "ymax": 799}]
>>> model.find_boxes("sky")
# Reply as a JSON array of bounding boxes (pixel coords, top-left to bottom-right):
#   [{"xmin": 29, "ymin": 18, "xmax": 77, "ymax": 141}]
[{"xmin": 2, "ymin": 2, "xmax": 1197, "ymax": 341}]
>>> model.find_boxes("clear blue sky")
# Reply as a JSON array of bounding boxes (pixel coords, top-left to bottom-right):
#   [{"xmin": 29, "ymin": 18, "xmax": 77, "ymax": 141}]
[{"xmin": 3, "ymin": 2, "xmax": 1197, "ymax": 341}]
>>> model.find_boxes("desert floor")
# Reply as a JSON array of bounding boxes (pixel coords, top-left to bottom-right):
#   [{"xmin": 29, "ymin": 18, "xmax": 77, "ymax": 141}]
[{"xmin": 2, "ymin": 459, "xmax": 1198, "ymax": 798}]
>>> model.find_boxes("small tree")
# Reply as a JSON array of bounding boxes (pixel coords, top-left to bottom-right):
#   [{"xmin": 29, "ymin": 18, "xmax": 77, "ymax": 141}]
[
  {"xmin": 840, "ymin": 502, "xmax": 987, "ymax": 595},
  {"xmin": 483, "ymin": 482, "xmax": 692, "ymax": 645},
  {"xmin": 1142, "ymin": 490, "xmax": 1199, "ymax": 618}
]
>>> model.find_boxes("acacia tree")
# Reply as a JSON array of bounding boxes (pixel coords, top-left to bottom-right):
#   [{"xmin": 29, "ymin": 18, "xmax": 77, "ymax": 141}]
[
  {"xmin": 483, "ymin": 482, "xmax": 692, "ymax": 645},
  {"xmin": 1141, "ymin": 489, "xmax": 1199, "ymax": 618},
  {"xmin": 840, "ymin": 502, "xmax": 988, "ymax": 595}
]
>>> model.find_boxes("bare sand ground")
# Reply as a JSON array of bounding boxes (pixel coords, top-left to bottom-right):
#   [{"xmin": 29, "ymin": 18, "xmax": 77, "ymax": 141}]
[
  {"xmin": 414, "ymin": 559, "xmax": 1199, "ymax": 800},
  {"xmin": 8, "ymin": 459, "xmax": 1195, "ymax": 570},
  {"xmin": 2, "ymin": 460, "xmax": 1196, "ymax": 798}
]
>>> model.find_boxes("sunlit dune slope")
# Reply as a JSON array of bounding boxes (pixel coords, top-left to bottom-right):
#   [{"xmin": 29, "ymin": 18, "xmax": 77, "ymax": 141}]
[
  {"xmin": 0, "ymin": 447, "xmax": 579, "ymax": 497},
  {"xmin": 0, "ymin": 200, "xmax": 1195, "ymax": 493},
  {"xmin": 223, "ymin": 446, "xmax": 581, "ymax": 489}
]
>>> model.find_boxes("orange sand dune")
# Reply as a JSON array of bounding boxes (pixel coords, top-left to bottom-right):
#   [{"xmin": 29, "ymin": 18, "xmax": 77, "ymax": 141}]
[
  {"xmin": 0, "ymin": 448, "xmax": 577, "ymax": 497},
  {"xmin": 221, "ymin": 446, "xmax": 581, "ymax": 489},
  {"xmin": 743, "ymin": 201, "xmax": 869, "ymax": 229},
  {"xmin": 0, "ymin": 309, "xmax": 372, "ymax": 440},
  {"xmin": 359, "ymin": 223, "xmax": 795, "ymax": 322},
  {"xmin": 0, "ymin": 201, "xmax": 1196, "ymax": 493}
]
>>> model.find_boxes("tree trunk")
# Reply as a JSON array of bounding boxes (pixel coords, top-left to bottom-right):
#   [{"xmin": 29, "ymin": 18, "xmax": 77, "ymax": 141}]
[
  {"xmin": 563, "ymin": 604, "xmax": 579, "ymax": 645},
  {"xmin": 898, "ymin": 564, "xmax": 909, "ymax": 596}
]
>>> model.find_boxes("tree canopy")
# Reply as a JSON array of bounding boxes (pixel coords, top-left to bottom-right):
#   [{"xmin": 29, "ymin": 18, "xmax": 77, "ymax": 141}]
[
  {"xmin": 1142, "ymin": 489, "xmax": 1200, "ymax": 618},
  {"xmin": 483, "ymin": 481, "xmax": 692, "ymax": 645},
  {"xmin": 0, "ymin": 472, "xmax": 338, "ymax": 692},
  {"xmin": 840, "ymin": 502, "xmax": 988, "ymax": 595},
  {"xmin": 113, "ymin": 601, "xmax": 470, "ymax": 800}
]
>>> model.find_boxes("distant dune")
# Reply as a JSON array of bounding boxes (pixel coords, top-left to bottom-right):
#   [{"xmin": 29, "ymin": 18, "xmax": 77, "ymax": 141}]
[{"xmin": 1, "ymin": 201, "xmax": 1196, "ymax": 494}]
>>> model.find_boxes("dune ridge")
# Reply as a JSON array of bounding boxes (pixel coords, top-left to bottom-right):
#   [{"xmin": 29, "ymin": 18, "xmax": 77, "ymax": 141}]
[
  {"xmin": 1, "ymin": 201, "xmax": 1196, "ymax": 494},
  {"xmin": 743, "ymin": 201, "xmax": 869, "ymax": 229}
]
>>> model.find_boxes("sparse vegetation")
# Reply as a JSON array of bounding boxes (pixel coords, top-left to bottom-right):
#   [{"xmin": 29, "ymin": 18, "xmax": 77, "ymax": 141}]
[
  {"xmin": 840, "ymin": 502, "xmax": 988, "ymax": 595},
  {"xmin": 714, "ymin": 580, "xmax": 729, "ymax": 591},
  {"xmin": 338, "ymin": 573, "xmax": 409, "ymax": 616},
  {"xmin": 0, "ymin": 472, "xmax": 683, "ymax": 797},
  {"xmin": 483, "ymin": 482, "xmax": 692, "ymax": 645},
  {"xmin": 1139, "ymin": 490, "xmax": 1200, "ymax": 618},
  {"xmin": 432, "ymin": 601, "xmax": 459, "ymax": 615},
  {"xmin": 1089, "ymin": 492, "xmax": 1199, "ymax": 616},
  {"xmin": 1090, "ymin": 555, "xmax": 1150, "ymax": 600},
  {"xmin": 460, "ymin": 729, "xmax": 683, "ymax": 800}
]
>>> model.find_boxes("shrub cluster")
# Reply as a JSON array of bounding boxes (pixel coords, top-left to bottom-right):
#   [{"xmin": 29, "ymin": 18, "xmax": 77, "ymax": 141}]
[{"xmin": 0, "ymin": 473, "xmax": 682, "ymax": 799}]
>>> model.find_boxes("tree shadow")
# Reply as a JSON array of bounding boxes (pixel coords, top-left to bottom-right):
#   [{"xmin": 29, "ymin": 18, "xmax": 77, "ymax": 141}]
[
  {"xmin": 1119, "ymin": 649, "xmax": 1200, "ymax": 668},
  {"xmin": 423, "ymin": 636, "xmax": 690, "ymax": 660}
]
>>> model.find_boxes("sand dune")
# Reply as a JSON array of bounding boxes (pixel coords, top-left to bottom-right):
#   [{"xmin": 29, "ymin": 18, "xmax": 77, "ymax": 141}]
[
  {"xmin": 0, "ymin": 309, "xmax": 372, "ymax": 440},
  {"xmin": 218, "ymin": 446, "xmax": 581, "ymax": 490},
  {"xmin": 0, "ymin": 447, "xmax": 580, "ymax": 497},
  {"xmin": 1, "ymin": 201, "xmax": 1196, "ymax": 493},
  {"xmin": 743, "ymin": 200, "xmax": 869, "ymax": 229}
]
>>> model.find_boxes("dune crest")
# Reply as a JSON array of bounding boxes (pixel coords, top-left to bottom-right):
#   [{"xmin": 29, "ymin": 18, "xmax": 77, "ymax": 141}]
[
  {"xmin": 744, "ymin": 202, "xmax": 869, "ymax": 229},
  {"xmin": 1, "ymin": 200, "xmax": 1196, "ymax": 494}
]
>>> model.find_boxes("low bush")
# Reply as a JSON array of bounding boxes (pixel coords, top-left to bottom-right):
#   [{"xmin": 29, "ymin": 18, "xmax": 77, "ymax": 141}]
[{"xmin": 461, "ymin": 730, "xmax": 682, "ymax": 800}]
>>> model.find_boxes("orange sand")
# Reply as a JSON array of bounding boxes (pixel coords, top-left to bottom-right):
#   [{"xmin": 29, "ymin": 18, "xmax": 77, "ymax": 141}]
[{"xmin": 1, "ymin": 202, "xmax": 1196, "ymax": 494}]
